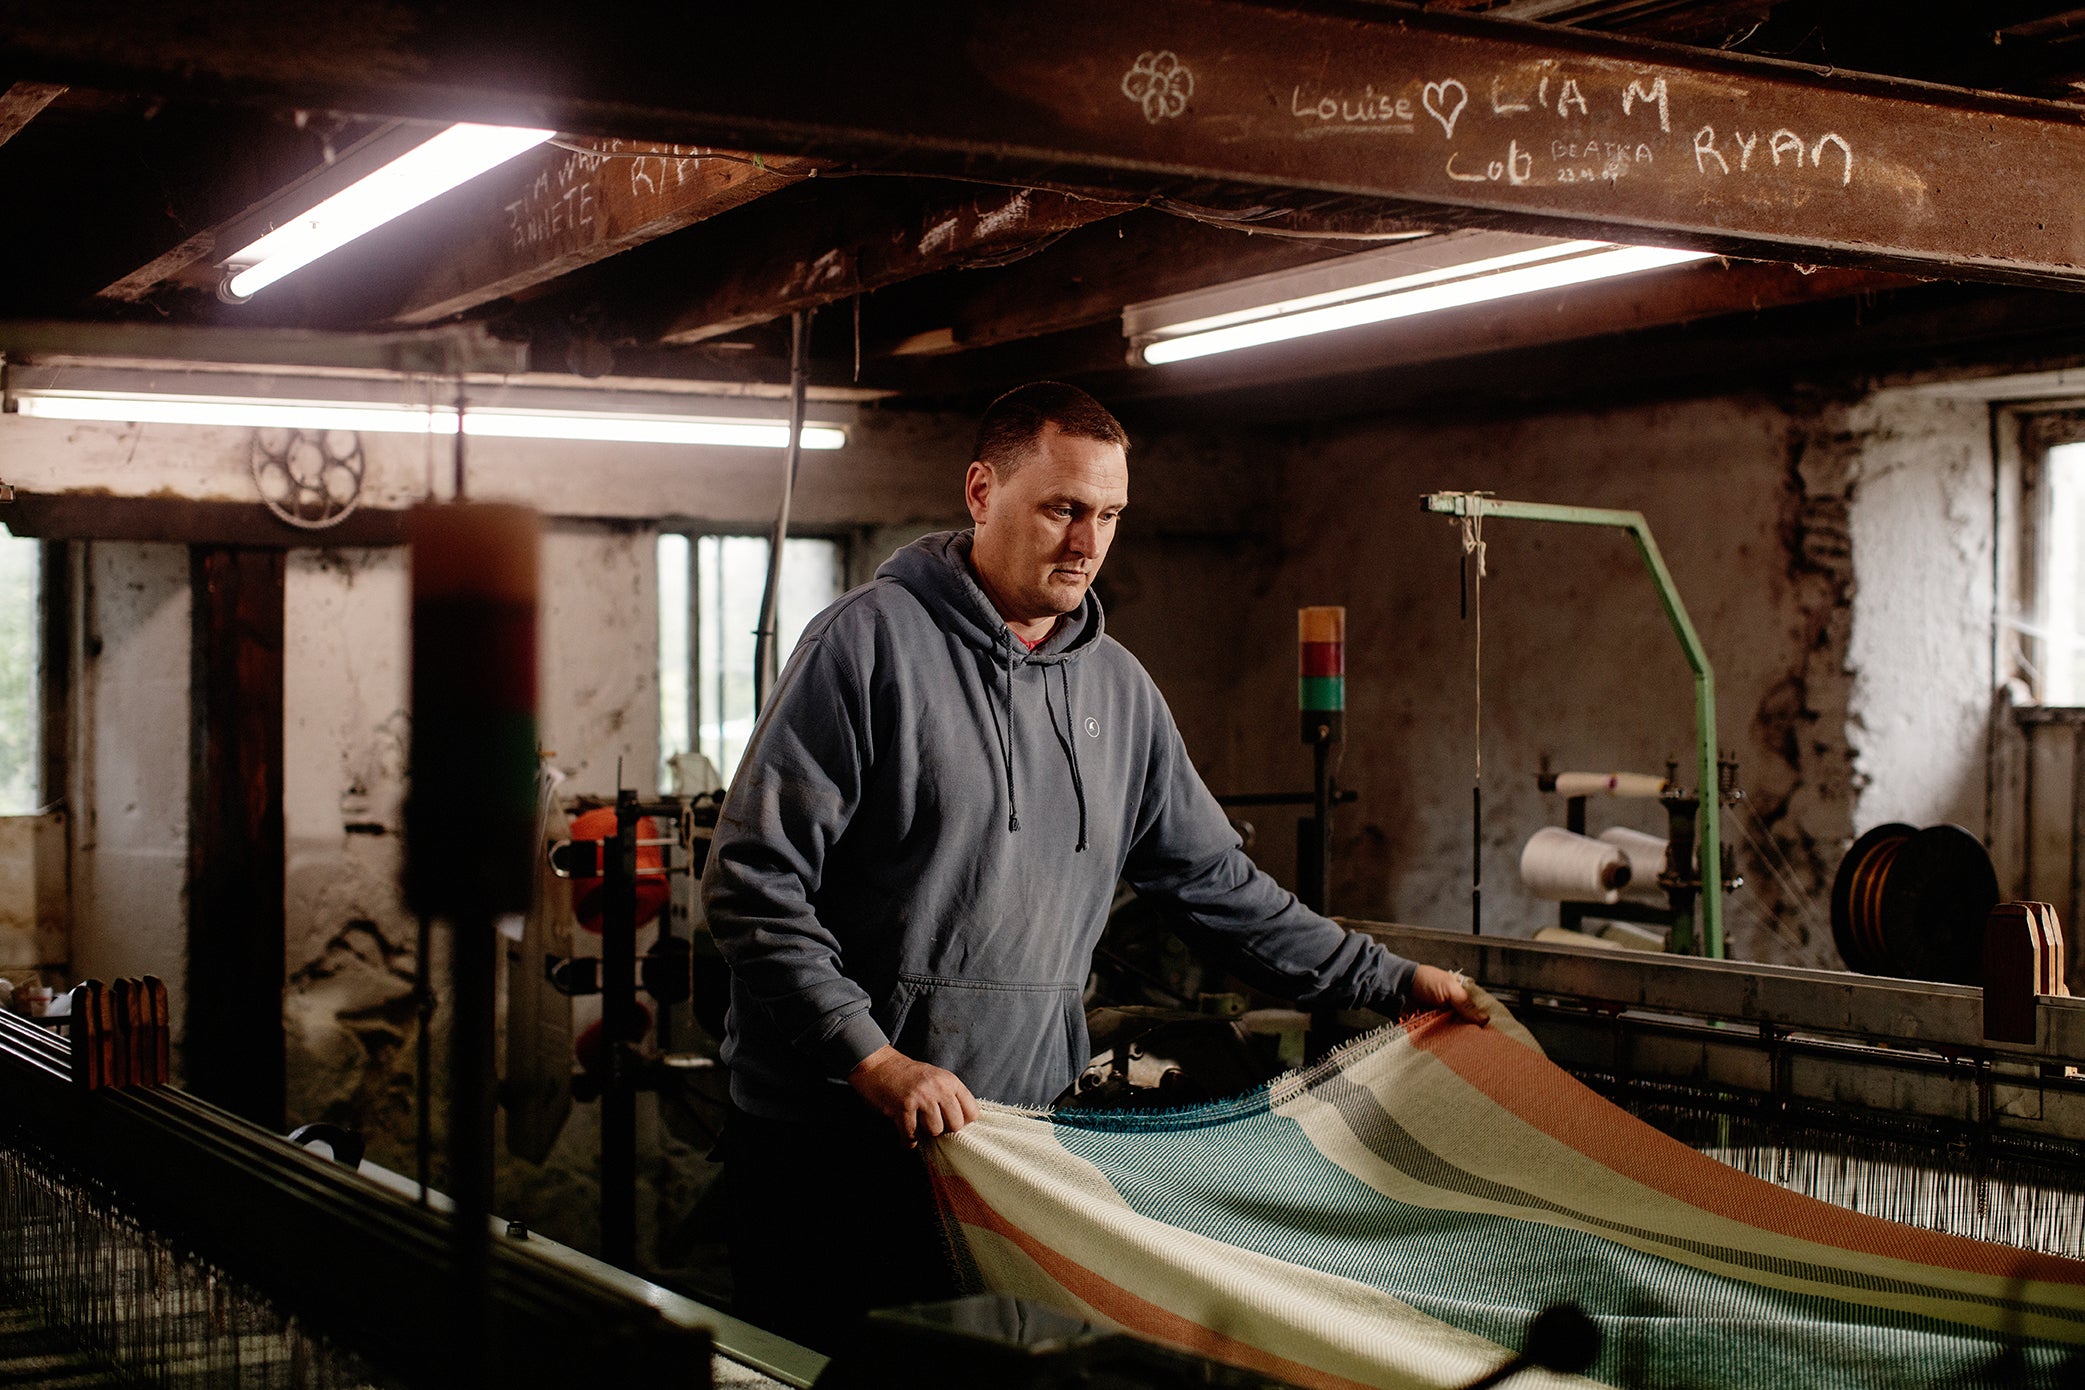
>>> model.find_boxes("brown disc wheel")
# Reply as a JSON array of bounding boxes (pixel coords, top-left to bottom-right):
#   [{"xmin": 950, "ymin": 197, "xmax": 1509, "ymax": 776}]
[{"xmin": 1830, "ymin": 822, "xmax": 1997, "ymax": 984}]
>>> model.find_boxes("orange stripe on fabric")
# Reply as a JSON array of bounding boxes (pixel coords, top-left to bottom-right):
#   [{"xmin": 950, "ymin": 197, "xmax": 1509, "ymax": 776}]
[
  {"xmin": 1404, "ymin": 1013, "xmax": 2085, "ymax": 1288},
  {"xmin": 938, "ymin": 1172, "xmax": 1394, "ymax": 1390}
]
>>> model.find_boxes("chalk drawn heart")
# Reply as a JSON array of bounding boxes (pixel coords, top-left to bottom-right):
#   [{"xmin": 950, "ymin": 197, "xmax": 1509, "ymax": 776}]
[{"xmin": 1422, "ymin": 79, "xmax": 1468, "ymax": 139}]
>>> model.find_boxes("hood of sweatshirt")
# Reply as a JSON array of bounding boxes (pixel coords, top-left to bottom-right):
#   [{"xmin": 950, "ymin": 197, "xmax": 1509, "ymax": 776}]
[{"xmin": 875, "ymin": 529, "xmax": 1105, "ymax": 665}]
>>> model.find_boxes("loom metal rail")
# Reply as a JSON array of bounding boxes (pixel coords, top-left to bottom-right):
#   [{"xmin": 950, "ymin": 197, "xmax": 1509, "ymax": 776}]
[{"xmin": 1355, "ymin": 921, "xmax": 2085, "ymax": 1155}]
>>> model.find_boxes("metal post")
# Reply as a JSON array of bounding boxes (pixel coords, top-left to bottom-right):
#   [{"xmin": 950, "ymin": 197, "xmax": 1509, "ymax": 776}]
[
  {"xmin": 446, "ymin": 910, "xmax": 495, "ymax": 1389},
  {"xmin": 1310, "ymin": 730, "xmax": 1334, "ymax": 916},
  {"xmin": 1421, "ymin": 493, "xmax": 1724, "ymax": 957},
  {"xmin": 601, "ymin": 788, "xmax": 639, "ymax": 1269}
]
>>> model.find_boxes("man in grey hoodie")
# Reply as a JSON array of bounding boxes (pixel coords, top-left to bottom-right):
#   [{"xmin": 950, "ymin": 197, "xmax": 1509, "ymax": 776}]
[{"xmin": 702, "ymin": 382, "xmax": 1484, "ymax": 1349}]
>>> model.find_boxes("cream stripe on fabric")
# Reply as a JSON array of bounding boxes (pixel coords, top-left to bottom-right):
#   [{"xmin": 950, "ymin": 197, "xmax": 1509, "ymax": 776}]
[
  {"xmin": 934, "ymin": 1107, "xmax": 1597, "ymax": 1390},
  {"xmin": 1277, "ymin": 1022, "xmax": 2085, "ymax": 1342}
]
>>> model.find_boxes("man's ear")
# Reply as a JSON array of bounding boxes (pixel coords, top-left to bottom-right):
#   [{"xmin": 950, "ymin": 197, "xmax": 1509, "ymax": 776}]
[{"xmin": 963, "ymin": 460, "xmax": 993, "ymax": 526}]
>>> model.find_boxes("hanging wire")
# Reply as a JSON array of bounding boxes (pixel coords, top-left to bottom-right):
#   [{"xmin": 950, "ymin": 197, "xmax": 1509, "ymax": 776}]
[
  {"xmin": 1462, "ymin": 511, "xmax": 1487, "ymax": 935},
  {"xmin": 1725, "ymin": 799, "xmax": 1831, "ymax": 942}
]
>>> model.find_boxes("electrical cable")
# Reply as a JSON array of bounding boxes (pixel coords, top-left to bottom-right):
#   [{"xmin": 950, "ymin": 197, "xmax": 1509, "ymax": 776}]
[{"xmin": 752, "ymin": 307, "xmax": 811, "ymax": 712}]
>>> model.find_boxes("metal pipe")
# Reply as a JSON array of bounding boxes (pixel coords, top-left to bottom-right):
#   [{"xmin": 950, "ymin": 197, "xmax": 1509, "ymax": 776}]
[
  {"xmin": 1421, "ymin": 493, "xmax": 1723, "ymax": 957},
  {"xmin": 1311, "ymin": 732, "xmax": 1334, "ymax": 915},
  {"xmin": 600, "ymin": 790, "xmax": 639, "ymax": 1269},
  {"xmin": 753, "ymin": 310, "xmax": 810, "ymax": 712}
]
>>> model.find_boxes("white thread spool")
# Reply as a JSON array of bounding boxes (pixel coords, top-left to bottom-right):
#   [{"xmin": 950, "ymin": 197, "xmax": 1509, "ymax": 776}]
[
  {"xmin": 1552, "ymin": 770, "xmax": 1668, "ymax": 799},
  {"xmin": 1519, "ymin": 827, "xmax": 1631, "ymax": 904},
  {"xmin": 1598, "ymin": 827, "xmax": 1671, "ymax": 897}
]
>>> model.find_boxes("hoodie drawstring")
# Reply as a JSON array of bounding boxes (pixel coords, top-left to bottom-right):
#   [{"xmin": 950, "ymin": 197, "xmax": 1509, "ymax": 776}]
[
  {"xmin": 1057, "ymin": 663, "xmax": 1089, "ymax": 853},
  {"xmin": 985, "ymin": 636, "xmax": 1021, "ymax": 832},
  {"xmin": 989, "ymin": 634, "xmax": 1089, "ymax": 851}
]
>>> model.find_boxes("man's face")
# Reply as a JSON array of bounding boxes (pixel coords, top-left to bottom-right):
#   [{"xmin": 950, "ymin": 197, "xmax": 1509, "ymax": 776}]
[{"xmin": 966, "ymin": 424, "xmax": 1129, "ymax": 625}]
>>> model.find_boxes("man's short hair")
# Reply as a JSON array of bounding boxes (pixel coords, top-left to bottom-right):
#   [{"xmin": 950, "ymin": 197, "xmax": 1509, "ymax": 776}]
[{"xmin": 973, "ymin": 381, "xmax": 1127, "ymax": 476}]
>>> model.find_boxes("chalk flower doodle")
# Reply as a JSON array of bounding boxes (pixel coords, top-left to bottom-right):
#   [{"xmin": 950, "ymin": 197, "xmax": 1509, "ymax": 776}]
[{"xmin": 1122, "ymin": 50, "xmax": 1194, "ymax": 123}]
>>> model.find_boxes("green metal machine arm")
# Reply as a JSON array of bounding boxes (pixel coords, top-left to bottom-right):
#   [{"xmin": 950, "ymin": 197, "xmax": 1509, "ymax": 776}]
[{"xmin": 1421, "ymin": 491, "xmax": 1723, "ymax": 959}]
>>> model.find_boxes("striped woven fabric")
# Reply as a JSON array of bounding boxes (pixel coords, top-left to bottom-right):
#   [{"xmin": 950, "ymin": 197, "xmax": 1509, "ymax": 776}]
[{"xmin": 927, "ymin": 1006, "xmax": 2085, "ymax": 1388}]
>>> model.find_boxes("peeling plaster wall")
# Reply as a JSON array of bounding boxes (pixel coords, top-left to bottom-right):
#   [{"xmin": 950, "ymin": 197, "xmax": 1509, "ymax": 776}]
[
  {"xmin": 68, "ymin": 542, "xmax": 191, "ymax": 1056},
  {"xmin": 539, "ymin": 522, "xmax": 660, "ymax": 799},
  {"xmin": 1839, "ymin": 391, "xmax": 1996, "ymax": 834},
  {"xmin": 282, "ymin": 547, "xmax": 416, "ymax": 1151}
]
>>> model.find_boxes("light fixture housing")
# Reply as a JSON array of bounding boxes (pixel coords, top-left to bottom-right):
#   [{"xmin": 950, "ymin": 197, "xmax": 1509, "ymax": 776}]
[
  {"xmin": 220, "ymin": 123, "xmax": 556, "ymax": 300},
  {"xmin": 9, "ymin": 389, "xmax": 845, "ymax": 451},
  {"xmin": 1124, "ymin": 232, "xmax": 1718, "ymax": 365}
]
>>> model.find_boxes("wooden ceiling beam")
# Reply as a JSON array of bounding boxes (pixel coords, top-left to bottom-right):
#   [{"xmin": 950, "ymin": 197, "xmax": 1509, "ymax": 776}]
[
  {"xmin": 8, "ymin": 4, "xmax": 2085, "ymax": 287},
  {"xmin": 0, "ymin": 81, "xmax": 62, "ymax": 148},
  {"xmin": 95, "ymin": 117, "xmax": 414, "ymax": 303},
  {"xmin": 653, "ymin": 185, "xmax": 1131, "ymax": 347},
  {"xmin": 387, "ymin": 141, "xmax": 826, "ymax": 324}
]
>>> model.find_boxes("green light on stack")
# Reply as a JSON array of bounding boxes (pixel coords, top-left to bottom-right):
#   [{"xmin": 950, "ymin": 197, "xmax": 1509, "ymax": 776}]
[{"xmin": 1299, "ymin": 605, "xmax": 1344, "ymax": 745}]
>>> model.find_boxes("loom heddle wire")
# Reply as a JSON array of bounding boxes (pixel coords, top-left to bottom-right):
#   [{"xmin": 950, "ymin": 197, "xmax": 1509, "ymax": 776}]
[{"xmin": 0, "ymin": 1138, "xmax": 385, "ymax": 1388}]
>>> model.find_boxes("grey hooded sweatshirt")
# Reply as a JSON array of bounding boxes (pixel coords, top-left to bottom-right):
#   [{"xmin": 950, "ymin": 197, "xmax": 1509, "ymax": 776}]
[{"xmin": 702, "ymin": 530, "xmax": 1416, "ymax": 1121}]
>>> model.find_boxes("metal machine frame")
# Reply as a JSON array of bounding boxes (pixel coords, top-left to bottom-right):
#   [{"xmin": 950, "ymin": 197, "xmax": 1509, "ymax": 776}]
[{"xmin": 1422, "ymin": 492, "xmax": 1725, "ymax": 957}]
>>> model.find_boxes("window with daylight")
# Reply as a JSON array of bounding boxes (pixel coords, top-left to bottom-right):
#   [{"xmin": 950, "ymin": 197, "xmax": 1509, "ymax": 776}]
[
  {"xmin": 659, "ymin": 533, "xmax": 846, "ymax": 789},
  {"xmin": 0, "ymin": 526, "xmax": 38, "ymax": 814},
  {"xmin": 2033, "ymin": 439, "xmax": 2085, "ymax": 705}
]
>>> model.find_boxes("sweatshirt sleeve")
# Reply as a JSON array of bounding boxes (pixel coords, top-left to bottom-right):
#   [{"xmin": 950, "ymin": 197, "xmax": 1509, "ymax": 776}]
[
  {"xmin": 699, "ymin": 632, "xmax": 889, "ymax": 1077},
  {"xmin": 1122, "ymin": 706, "xmax": 1416, "ymax": 1015}
]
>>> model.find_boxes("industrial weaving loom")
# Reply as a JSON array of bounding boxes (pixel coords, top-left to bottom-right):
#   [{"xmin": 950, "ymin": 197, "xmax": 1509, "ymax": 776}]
[
  {"xmin": 0, "ymin": 1003, "xmax": 815, "ymax": 1389},
  {"xmin": 928, "ymin": 1002, "xmax": 2085, "ymax": 1389}
]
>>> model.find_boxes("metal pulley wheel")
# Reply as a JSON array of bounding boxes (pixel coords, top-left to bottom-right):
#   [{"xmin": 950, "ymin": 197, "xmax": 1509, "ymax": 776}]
[{"xmin": 250, "ymin": 428, "xmax": 365, "ymax": 529}]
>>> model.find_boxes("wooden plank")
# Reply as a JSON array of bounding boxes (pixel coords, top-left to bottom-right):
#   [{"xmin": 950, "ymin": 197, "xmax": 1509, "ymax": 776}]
[
  {"xmin": 870, "ymin": 214, "xmax": 1374, "ymax": 358},
  {"xmin": 8, "ymin": 5, "xmax": 2085, "ymax": 285},
  {"xmin": 98, "ymin": 231, "xmax": 215, "ymax": 304},
  {"xmin": 389, "ymin": 140, "xmax": 828, "ymax": 324},
  {"xmin": 656, "ymin": 185, "xmax": 1131, "ymax": 346},
  {"xmin": 95, "ymin": 121, "xmax": 435, "ymax": 303},
  {"xmin": 0, "ymin": 82, "xmax": 61, "ymax": 149},
  {"xmin": 5, "ymin": 494, "xmax": 410, "ymax": 548},
  {"xmin": 185, "ymin": 546, "xmax": 286, "ymax": 1130}
]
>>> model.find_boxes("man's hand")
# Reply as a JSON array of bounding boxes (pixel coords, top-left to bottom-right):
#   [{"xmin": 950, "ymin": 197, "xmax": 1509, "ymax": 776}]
[
  {"xmin": 849, "ymin": 1045, "xmax": 981, "ymax": 1144},
  {"xmin": 1409, "ymin": 965, "xmax": 1490, "ymax": 1026}
]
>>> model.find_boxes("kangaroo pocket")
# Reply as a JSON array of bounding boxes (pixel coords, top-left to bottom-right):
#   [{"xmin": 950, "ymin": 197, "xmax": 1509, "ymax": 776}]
[{"xmin": 883, "ymin": 974, "xmax": 1088, "ymax": 1109}]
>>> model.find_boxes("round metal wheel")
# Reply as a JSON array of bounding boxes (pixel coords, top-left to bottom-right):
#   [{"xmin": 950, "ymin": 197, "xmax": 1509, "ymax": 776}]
[{"xmin": 250, "ymin": 428, "xmax": 365, "ymax": 529}]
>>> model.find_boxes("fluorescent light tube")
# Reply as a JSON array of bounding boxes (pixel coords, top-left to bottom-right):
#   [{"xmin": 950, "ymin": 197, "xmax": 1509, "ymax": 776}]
[
  {"xmin": 224, "ymin": 123, "xmax": 555, "ymax": 298},
  {"xmin": 11, "ymin": 392, "xmax": 845, "ymax": 450},
  {"xmin": 1138, "ymin": 243, "xmax": 1717, "ymax": 365}
]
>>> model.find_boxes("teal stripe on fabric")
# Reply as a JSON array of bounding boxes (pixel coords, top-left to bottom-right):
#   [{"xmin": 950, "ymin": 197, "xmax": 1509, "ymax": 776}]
[{"xmin": 1050, "ymin": 1106, "xmax": 2076, "ymax": 1388}]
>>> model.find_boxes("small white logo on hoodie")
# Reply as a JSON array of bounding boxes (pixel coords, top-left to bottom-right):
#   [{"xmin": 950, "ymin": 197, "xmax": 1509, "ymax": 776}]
[{"xmin": 1084, "ymin": 716, "xmax": 1100, "ymax": 738}]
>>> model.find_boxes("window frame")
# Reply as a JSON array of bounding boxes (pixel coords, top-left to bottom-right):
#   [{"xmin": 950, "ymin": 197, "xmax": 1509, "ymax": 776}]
[
  {"xmin": 2008, "ymin": 409, "xmax": 2085, "ymax": 707},
  {"xmin": 658, "ymin": 524, "xmax": 855, "ymax": 789}
]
